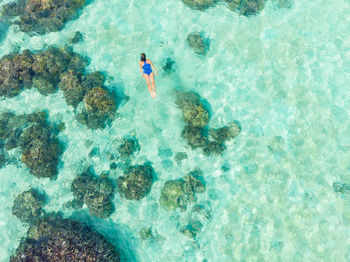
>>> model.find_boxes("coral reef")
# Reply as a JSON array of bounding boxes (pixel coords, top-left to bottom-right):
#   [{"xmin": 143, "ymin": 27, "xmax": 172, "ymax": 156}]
[
  {"xmin": 175, "ymin": 90, "xmax": 241, "ymax": 156},
  {"xmin": 31, "ymin": 46, "xmax": 86, "ymax": 86},
  {"xmin": 272, "ymin": 0, "xmax": 292, "ymax": 8},
  {"xmin": 159, "ymin": 169, "xmax": 205, "ymax": 211},
  {"xmin": 178, "ymin": 204, "xmax": 211, "ymax": 238},
  {"xmin": 0, "ymin": 111, "xmax": 62, "ymax": 178},
  {"xmin": 0, "ymin": 51, "xmax": 34, "ymax": 97},
  {"xmin": 225, "ymin": 0, "xmax": 266, "ymax": 16},
  {"xmin": 12, "ymin": 189, "xmax": 45, "ymax": 223},
  {"xmin": 0, "ymin": 112, "xmax": 26, "ymax": 150},
  {"xmin": 162, "ymin": 57, "xmax": 176, "ymax": 73},
  {"xmin": 186, "ymin": 32, "xmax": 209, "ymax": 56},
  {"xmin": 202, "ymin": 140, "xmax": 227, "ymax": 156},
  {"xmin": 77, "ymin": 86, "xmax": 116, "ymax": 129},
  {"xmin": 160, "ymin": 180, "xmax": 187, "ymax": 211},
  {"xmin": 0, "ymin": 46, "xmax": 86, "ymax": 98},
  {"xmin": 59, "ymin": 70, "xmax": 104, "ymax": 108},
  {"xmin": 182, "ymin": 0, "xmax": 216, "ymax": 10},
  {"xmin": 20, "ymin": 121, "xmax": 61, "ymax": 178},
  {"xmin": 2, "ymin": 0, "xmax": 86, "ymax": 35},
  {"xmin": 139, "ymin": 227, "xmax": 165, "ymax": 241},
  {"xmin": 70, "ymin": 31, "xmax": 84, "ymax": 44},
  {"xmin": 117, "ymin": 164, "xmax": 154, "ymax": 200},
  {"xmin": 0, "ymin": 145, "xmax": 8, "ymax": 168},
  {"xmin": 59, "ymin": 69, "xmax": 86, "ymax": 107},
  {"xmin": 333, "ymin": 182, "xmax": 350, "ymax": 194},
  {"xmin": 174, "ymin": 152, "xmax": 188, "ymax": 162},
  {"xmin": 70, "ymin": 169, "xmax": 115, "ymax": 218},
  {"xmin": 0, "ymin": 47, "xmax": 118, "ymax": 130},
  {"xmin": 209, "ymin": 121, "xmax": 241, "ymax": 144},
  {"xmin": 181, "ymin": 125, "xmax": 207, "ymax": 149},
  {"xmin": 118, "ymin": 137, "xmax": 140, "ymax": 160},
  {"xmin": 10, "ymin": 213, "xmax": 120, "ymax": 261},
  {"xmin": 175, "ymin": 91, "xmax": 209, "ymax": 128}
]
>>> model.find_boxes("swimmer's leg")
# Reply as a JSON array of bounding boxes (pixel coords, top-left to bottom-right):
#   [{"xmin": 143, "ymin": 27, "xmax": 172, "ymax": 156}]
[
  {"xmin": 144, "ymin": 73, "xmax": 154, "ymax": 97},
  {"xmin": 150, "ymin": 72, "xmax": 156, "ymax": 97}
]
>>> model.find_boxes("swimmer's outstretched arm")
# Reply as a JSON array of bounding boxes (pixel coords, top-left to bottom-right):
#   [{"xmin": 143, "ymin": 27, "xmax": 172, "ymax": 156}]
[{"xmin": 149, "ymin": 60, "xmax": 158, "ymax": 75}]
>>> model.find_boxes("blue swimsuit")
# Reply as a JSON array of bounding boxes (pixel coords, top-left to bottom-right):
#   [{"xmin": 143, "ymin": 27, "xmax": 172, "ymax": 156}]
[{"xmin": 142, "ymin": 60, "xmax": 152, "ymax": 75}]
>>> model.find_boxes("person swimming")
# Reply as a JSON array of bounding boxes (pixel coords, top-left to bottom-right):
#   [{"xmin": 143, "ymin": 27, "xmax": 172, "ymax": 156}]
[{"xmin": 139, "ymin": 53, "xmax": 158, "ymax": 98}]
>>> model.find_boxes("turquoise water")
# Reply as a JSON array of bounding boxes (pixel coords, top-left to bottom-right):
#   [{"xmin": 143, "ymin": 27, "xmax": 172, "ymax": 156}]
[{"xmin": 1, "ymin": 0, "xmax": 350, "ymax": 260}]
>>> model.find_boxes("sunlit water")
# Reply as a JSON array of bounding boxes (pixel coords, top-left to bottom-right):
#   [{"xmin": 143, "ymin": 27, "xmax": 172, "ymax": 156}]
[{"xmin": 0, "ymin": 0, "xmax": 350, "ymax": 261}]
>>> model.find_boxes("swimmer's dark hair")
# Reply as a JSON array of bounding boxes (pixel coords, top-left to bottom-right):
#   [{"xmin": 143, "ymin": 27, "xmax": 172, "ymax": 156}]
[{"xmin": 140, "ymin": 53, "xmax": 146, "ymax": 61}]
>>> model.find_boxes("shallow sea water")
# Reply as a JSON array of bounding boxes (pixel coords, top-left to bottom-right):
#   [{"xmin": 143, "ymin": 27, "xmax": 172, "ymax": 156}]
[{"xmin": 0, "ymin": 0, "xmax": 350, "ymax": 261}]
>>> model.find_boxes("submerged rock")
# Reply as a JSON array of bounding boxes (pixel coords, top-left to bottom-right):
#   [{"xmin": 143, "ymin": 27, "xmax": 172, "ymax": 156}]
[
  {"xmin": 2, "ymin": 0, "xmax": 87, "ymax": 35},
  {"xmin": 12, "ymin": 189, "xmax": 45, "ymax": 223},
  {"xmin": 10, "ymin": 214, "xmax": 120, "ymax": 261},
  {"xmin": 71, "ymin": 170, "xmax": 115, "ymax": 218},
  {"xmin": 117, "ymin": 164, "xmax": 154, "ymax": 200}
]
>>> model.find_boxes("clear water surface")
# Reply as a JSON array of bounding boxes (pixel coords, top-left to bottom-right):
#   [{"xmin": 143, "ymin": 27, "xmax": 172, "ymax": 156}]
[{"xmin": 0, "ymin": 0, "xmax": 350, "ymax": 261}]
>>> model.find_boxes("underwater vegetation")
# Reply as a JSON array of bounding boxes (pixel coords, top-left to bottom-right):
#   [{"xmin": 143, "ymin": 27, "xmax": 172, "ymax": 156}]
[
  {"xmin": 10, "ymin": 213, "xmax": 120, "ymax": 261},
  {"xmin": 1, "ymin": 0, "xmax": 86, "ymax": 35},
  {"xmin": 69, "ymin": 168, "xmax": 115, "ymax": 218},
  {"xmin": 117, "ymin": 164, "xmax": 154, "ymax": 200},
  {"xmin": 0, "ymin": 46, "xmax": 118, "ymax": 129},
  {"xmin": 186, "ymin": 32, "xmax": 209, "ymax": 56},
  {"xmin": 0, "ymin": 111, "xmax": 62, "ymax": 178},
  {"xmin": 159, "ymin": 169, "xmax": 205, "ymax": 211},
  {"xmin": 175, "ymin": 90, "xmax": 241, "ymax": 156}
]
